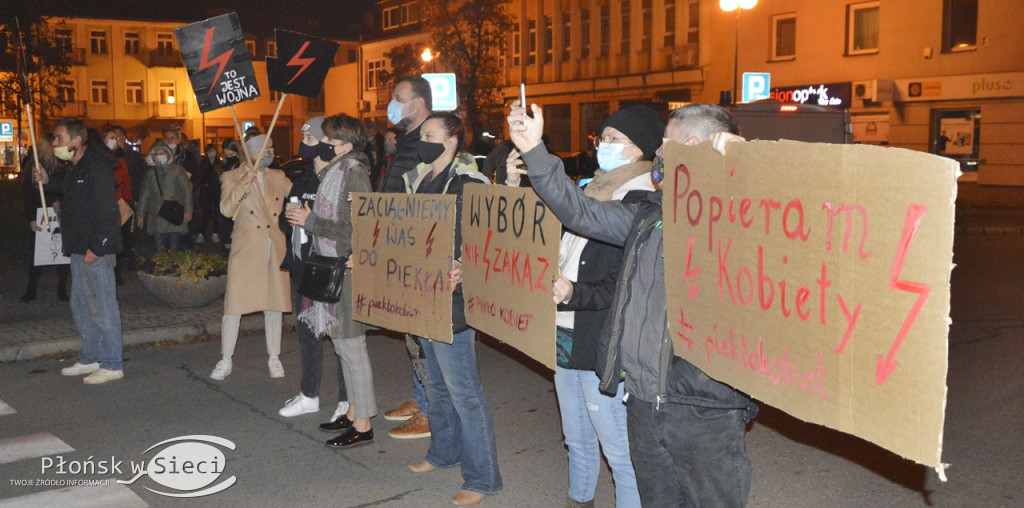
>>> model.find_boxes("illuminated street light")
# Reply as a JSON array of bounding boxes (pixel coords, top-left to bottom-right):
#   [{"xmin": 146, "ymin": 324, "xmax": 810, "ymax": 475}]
[
  {"xmin": 421, "ymin": 47, "xmax": 438, "ymax": 72},
  {"xmin": 720, "ymin": 0, "xmax": 757, "ymax": 104}
]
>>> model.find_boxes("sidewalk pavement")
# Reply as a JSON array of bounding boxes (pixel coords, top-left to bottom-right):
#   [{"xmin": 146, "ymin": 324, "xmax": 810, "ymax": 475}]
[{"xmin": 1, "ymin": 206, "xmax": 1021, "ymax": 363}]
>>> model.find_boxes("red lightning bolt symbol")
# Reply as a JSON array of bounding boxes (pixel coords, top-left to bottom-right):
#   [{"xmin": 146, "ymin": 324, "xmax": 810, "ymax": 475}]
[
  {"xmin": 425, "ymin": 223, "xmax": 437, "ymax": 258},
  {"xmin": 372, "ymin": 220, "xmax": 380, "ymax": 248},
  {"xmin": 286, "ymin": 41, "xmax": 315, "ymax": 86},
  {"xmin": 198, "ymin": 26, "xmax": 234, "ymax": 97}
]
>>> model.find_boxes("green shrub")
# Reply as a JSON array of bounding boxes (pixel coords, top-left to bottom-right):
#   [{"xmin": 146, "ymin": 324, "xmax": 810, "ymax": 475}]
[{"xmin": 144, "ymin": 250, "xmax": 227, "ymax": 285}]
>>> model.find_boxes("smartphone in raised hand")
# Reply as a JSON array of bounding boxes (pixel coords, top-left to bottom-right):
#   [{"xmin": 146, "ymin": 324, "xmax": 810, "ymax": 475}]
[{"xmin": 519, "ymin": 83, "xmax": 527, "ymax": 108}]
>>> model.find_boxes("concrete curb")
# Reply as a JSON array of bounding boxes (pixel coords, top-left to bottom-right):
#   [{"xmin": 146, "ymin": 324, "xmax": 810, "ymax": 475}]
[{"xmin": 0, "ymin": 314, "xmax": 267, "ymax": 363}]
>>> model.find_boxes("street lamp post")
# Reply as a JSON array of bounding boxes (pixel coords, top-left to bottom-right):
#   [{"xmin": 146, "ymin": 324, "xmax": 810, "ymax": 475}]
[
  {"xmin": 720, "ymin": 0, "xmax": 757, "ymax": 104},
  {"xmin": 421, "ymin": 47, "xmax": 437, "ymax": 73}
]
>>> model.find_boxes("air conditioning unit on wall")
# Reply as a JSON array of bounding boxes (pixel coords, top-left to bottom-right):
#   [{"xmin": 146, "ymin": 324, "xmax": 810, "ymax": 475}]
[
  {"xmin": 852, "ymin": 80, "xmax": 894, "ymax": 102},
  {"xmin": 671, "ymin": 43, "xmax": 698, "ymax": 68}
]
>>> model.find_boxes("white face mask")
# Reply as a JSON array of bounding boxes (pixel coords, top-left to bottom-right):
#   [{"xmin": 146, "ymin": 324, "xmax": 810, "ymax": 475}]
[
  {"xmin": 105, "ymin": 139, "xmax": 118, "ymax": 150},
  {"xmin": 154, "ymin": 154, "xmax": 169, "ymax": 165},
  {"xmin": 166, "ymin": 143, "xmax": 178, "ymax": 152},
  {"xmin": 387, "ymin": 99, "xmax": 408, "ymax": 126},
  {"xmin": 596, "ymin": 143, "xmax": 631, "ymax": 171}
]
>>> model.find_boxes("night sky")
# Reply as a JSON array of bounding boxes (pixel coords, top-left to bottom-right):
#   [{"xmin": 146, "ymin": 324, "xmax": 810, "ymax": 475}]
[{"xmin": 2, "ymin": 0, "xmax": 379, "ymax": 40}]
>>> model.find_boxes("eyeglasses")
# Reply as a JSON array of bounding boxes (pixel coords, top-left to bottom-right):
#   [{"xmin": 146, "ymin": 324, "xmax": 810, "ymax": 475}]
[{"xmin": 592, "ymin": 136, "xmax": 634, "ymax": 150}]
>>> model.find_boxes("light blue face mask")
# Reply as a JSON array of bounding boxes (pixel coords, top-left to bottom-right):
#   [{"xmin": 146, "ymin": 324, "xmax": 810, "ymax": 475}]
[
  {"xmin": 387, "ymin": 99, "xmax": 406, "ymax": 126},
  {"xmin": 597, "ymin": 143, "xmax": 631, "ymax": 171}
]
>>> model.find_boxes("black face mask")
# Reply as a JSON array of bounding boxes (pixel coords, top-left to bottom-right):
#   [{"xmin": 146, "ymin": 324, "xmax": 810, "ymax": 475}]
[
  {"xmin": 417, "ymin": 141, "xmax": 446, "ymax": 163},
  {"xmin": 299, "ymin": 143, "xmax": 318, "ymax": 162},
  {"xmin": 317, "ymin": 141, "xmax": 338, "ymax": 162},
  {"xmin": 224, "ymin": 155, "xmax": 239, "ymax": 167}
]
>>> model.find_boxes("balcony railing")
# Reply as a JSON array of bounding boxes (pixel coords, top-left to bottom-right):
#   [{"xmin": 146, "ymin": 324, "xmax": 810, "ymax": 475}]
[
  {"xmin": 149, "ymin": 100, "xmax": 188, "ymax": 119},
  {"xmin": 147, "ymin": 50, "xmax": 184, "ymax": 68},
  {"xmin": 58, "ymin": 100, "xmax": 88, "ymax": 117}
]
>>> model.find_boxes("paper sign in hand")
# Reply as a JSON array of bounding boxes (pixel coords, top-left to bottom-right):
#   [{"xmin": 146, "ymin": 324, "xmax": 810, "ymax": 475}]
[
  {"xmin": 175, "ymin": 12, "xmax": 261, "ymax": 113},
  {"xmin": 266, "ymin": 30, "xmax": 339, "ymax": 98}
]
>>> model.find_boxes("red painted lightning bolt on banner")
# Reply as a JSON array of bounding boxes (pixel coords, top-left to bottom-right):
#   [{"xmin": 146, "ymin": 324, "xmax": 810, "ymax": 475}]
[
  {"xmin": 286, "ymin": 41, "xmax": 314, "ymax": 86},
  {"xmin": 198, "ymin": 27, "xmax": 234, "ymax": 97},
  {"xmin": 266, "ymin": 30, "xmax": 339, "ymax": 99}
]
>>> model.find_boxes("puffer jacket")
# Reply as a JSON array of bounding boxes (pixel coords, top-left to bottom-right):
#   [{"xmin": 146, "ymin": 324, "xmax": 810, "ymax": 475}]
[
  {"xmin": 522, "ymin": 143, "xmax": 753, "ymax": 411},
  {"xmin": 403, "ymin": 152, "xmax": 490, "ymax": 333},
  {"xmin": 46, "ymin": 143, "xmax": 122, "ymax": 257}
]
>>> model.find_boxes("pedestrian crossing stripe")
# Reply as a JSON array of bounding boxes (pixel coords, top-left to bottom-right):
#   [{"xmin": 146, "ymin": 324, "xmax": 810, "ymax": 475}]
[
  {"xmin": 0, "ymin": 479, "xmax": 147, "ymax": 507},
  {"xmin": 0, "ymin": 400, "xmax": 14, "ymax": 416},
  {"xmin": 0, "ymin": 433, "xmax": 74, "ymax": 465}
]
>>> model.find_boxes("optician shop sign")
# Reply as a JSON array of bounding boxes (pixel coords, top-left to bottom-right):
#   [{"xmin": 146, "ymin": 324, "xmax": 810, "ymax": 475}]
[{"xmin": 770, "ymin": 82, "xmax": 852, "ymax": 108}]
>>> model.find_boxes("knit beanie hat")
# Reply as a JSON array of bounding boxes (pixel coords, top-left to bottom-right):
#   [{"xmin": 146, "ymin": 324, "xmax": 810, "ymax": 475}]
[
  {"xmin": 302, "ymin": 116, "xmax": 325, "ymax": 141},
  {"xmin": 600, "ymin": 105, "xmax": 666, "ymax": 161},
  {"xmin": 245, "ymin": 134, "xmax": 271, "ymax": 159}
]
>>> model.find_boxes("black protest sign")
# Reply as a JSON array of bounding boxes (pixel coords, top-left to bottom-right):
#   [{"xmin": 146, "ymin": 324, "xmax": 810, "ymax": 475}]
[
  {"xmin": 175, "ymin": 13, "xmax": 261, "ymax": 113},
  {"xmin": 266, "ymin": 30, "xmax": 338, "ymax": 98}
]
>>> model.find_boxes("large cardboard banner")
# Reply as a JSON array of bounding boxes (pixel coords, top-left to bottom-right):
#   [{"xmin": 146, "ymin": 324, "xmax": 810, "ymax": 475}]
[
  {"xmin": 351, "ymin": 193, "xmax": 456, "ymax": 343},
  {"xmin": 266, "ymin": 30, "xmax": 338, "ymax": 98},
  {"xmin": 175, "ymin": 13, "xmax": 261, "ymax": 113},
  {"xmin": 461, "ymin": 185, "xmax": 561, "ymax": 369},
  {"xmin": 34, "ymin": 207, "xmax": 69, "ymax": 266},
  {"xmin": 662, "ymin": 140, "xmax": 957, "ymax": 469}
]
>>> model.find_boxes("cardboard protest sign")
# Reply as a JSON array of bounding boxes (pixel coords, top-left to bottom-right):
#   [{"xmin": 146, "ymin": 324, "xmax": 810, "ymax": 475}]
[
  {"xmin": 662, "ymin": 140, "xmax": 957, "ymax": 469},
  {"xmin": 266, "ymin": 30, "xmax": 338, "ymax": 98},
  {"xmin": 175, "ymin": 13, "xmax": 261, "ymax": 113},
  {"xmin": 351, "ymin": 193, "xmax": 456, "ymax": 343},
  {"xmin": 34, "ymin": 207, "xmax": 69, "ymax": 266},
  {"xmin": 461, "ymin": 185, "xmax": 560, "ymax": 369}
]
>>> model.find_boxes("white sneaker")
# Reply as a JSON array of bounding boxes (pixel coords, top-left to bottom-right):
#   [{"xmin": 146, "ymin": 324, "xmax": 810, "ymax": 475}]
[
  {"xmin": 327, "ymin": 401, "xmax": 351, "ymax": 423},
  {"xmin": 268, "ymin": 356, "xmax": 285, "ymax": 378},
  {"xmin": 83, "ymin": 368, "xmax": 123, "ymax": 384},
  {"xmin": 279, "ymin": 393, "xmax": 320, "ymax": 417},
  {"xmin": 210, "ymin": 358, "xmax": 232, "ymax": 380},
  {"xmin": 61, "ymin": 362, "xmax": 100, "ymax": 376},
  {"xmin": 195, "ymin": 233, "xmax": 205, "ymax": 244},
  {"xmin": 211, "ymin": 233, "xmax": 220, "ymax": 243}
]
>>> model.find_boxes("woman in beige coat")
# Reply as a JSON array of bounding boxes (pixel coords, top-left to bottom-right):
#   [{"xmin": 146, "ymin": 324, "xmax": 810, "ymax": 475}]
[{"xmin": 210, "ymin": 134, "xmax": 293, "ymax": 380}]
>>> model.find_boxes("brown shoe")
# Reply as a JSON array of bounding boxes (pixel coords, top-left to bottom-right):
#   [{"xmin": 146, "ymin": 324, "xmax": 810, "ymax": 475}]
[
  {"xmin": 389, "ymin": 413, "xmax": 431, "ymax": 439},
  {"xmin": 452, "ymin": 490, "xmax": 486, "ymax": 506},
  {"xmin": 384, "ymin": 398, "xmax": 421, "ymax": 421},
  {"xmin": 407, "ymin": 460, "xmax": 437, "ymax": 473}
]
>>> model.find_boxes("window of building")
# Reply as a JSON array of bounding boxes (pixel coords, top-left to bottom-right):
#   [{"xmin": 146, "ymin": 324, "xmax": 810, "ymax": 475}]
[
  {"xmin": 383, "ymin": 6, "xmax": 401, "ymax": 29},
  {"xmin": 847, "ymin": 2, "xmax": 879, "ymax": 55},
  {"xmin": 581, "ymin": 10, "xmax": 590, "ymax": 59},
  {"xmin": 664, "ymin": 0, "xmax": 676, "ymax": 48},
  {"xmin": 124, "ymin": 32, "xmax": 140, "ymax": 55},
  {"xmin": 528, "ymin": 19, "xmax": 537, "ymax": 65},
  {"xmin": 366, "ymin": 59, "xmax": 385, "ymax": 89},
  {"xmin": 159, "ymin": 82, "xmax": 176, "ymax": 104},
  {"xmin": 404, "ymin": 2, "xmax": 420, "ymax": 24},
  {"xmin": 600, "ymin": 6, "xmax": 610, "ymax": 57},
  {"xmin": 771, "ymin": 13, "xmax": 797, "ymax": 60},
  {"xmin": 512, "ymin": 24, "xmax": 521, "ymax": 65},
  {"xmin": 545, "ymin": 104, "xmax": 571, "ymax": 153},
  {"xmin": 620, "ymin": 1, "xmax": 631, "ymax": 55},
  {"xmin": 642, "ymin": 0, "xmax": 652, "ymax": 51},
  {"xmin": 267, "ymin": 41, "xmax": 277, "ymax": 58},
  {"xmin": 270, "ymin": 90, "xmax": 283, "ymax": 102},
  {"xmin": 55, "ymin": 28, "xmax": 73, "ymax": 53},
  {"xmin": 562, "ymin": 13, "xmax": 572, "ymax": 62},
  {"xmin": 245, "ymin": 40, "xmax": 256, "ymax": 57},
  {"xmin": 308, "ymin": 89, "xmax": 325, "ymax": 112},
  {"xmin": 125, "ymin": 80, "xmax": 143, "ymax": 104},
  {"xmin": 157, "ymin": 33, "xmax": 174, "ymax": 56},
  {"xmin": 687, "ymin": 0, "xmax": 699, "ymax": 44},
  {"xmin": 942, "ymin": 0, "xmax": 977, "ymax": 52},
  {"xmin": 90, "ymin": 30, "xmax": 107, "ymax": 55},
  {"xmin": 90, "ymin": 80, "xmax": 109, "ymax": 104},
  {"xmin": 544, "ymin": 16, "xmax": 553, "ymax": 64},
  {"xmin": 57, "ymin": 80, "xmax": 76, "ymax": 103}
]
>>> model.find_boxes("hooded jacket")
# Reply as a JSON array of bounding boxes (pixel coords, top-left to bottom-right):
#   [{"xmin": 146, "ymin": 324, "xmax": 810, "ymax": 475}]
[
  {"xmin": 403, "ymin": 152, "xmax": 490, "ymax": 333},
  {"xmin": 46, "ymin": 143, "xmax": 122, "ymax": 257},
  {"xmin": 522, "ymin": 143, "xmax": 753, "ymax": 411}
]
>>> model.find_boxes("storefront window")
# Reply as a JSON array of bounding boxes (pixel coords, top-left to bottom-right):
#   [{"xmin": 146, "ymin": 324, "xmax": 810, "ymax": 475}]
[{"xmin": 931, "ymin": 108, "xmax": 981, "ymax": 171}]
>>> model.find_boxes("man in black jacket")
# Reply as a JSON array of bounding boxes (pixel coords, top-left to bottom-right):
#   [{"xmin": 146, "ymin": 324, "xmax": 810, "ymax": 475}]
[
  {"xmin": 35, "ymin": 117, "xmax": 124, "ymax": 384},
  {"xmin": 510, "ymin": 103, "xmax": 757, "ymax": 507},
  {"xmin": 379, "ymin": 76, "xmax": 432, "ymax": 193}
]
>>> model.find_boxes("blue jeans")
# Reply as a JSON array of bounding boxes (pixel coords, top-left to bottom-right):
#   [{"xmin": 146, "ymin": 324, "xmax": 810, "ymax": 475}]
[
  {"xmin": 420, "ymin": 328, "xmax": 502, "ymax": 495},
  {"xmin": 625, "ymin": 396, "xmax": 755, "ymax": 507},
  {"xmin": 69, "ymin": 254, "xmax": 123, "ymax": 370},
  {"xmin": 554, "ymin": 368, "xmax": 640, "ymax": 507},
  {"xmin": 154, "ymin": 232, "xmax": 182, "ymax": 251}
]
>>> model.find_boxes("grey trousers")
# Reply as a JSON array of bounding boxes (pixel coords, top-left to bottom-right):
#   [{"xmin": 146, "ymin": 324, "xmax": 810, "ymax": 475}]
[{"xmin": 331, "ymin": 335, "xmax": 376, "ymax": 419}]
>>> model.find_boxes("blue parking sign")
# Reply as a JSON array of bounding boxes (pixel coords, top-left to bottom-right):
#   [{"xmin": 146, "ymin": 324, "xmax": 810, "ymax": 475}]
[
  {"xmin": 0, "ymin": 122, "xmax": 13, "ymax": 142},
  {"xmin": 742, "ymin": 73, "xmax": 771, "ymax": 103},
  {"xmin": 424, "ymin": 73, "xmax": 458, "ymax": 111}
]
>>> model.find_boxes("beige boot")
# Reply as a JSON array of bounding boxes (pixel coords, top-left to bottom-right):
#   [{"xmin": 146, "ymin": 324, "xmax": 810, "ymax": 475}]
[{"xmin": 567, "ymin": 497, "xmax": 595, "ymax": 508}]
